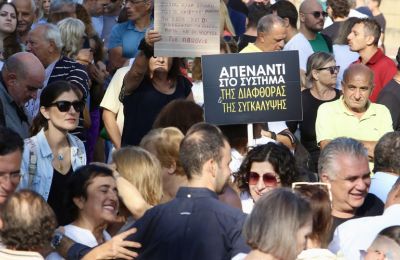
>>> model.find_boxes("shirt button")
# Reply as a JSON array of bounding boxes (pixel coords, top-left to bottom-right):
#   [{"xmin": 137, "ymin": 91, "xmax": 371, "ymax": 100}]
[{"xmin": 187, "ymin": 194, "xmax": 191, "ymax": 198}]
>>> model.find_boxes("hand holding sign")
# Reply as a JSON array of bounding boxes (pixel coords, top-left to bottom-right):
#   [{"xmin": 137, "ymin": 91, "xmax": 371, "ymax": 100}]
[{"xmin": 145, "ymin": 30, "xmax": 162, "ymax": 47}]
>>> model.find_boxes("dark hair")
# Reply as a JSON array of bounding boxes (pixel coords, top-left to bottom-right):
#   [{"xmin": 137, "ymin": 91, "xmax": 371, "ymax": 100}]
[
  {"xmin": 0, "ymin": 126, "xmax": 23, "ymax": 155},
  {"xmin": 396, "ymin": 47, "xmax": 400, "ymax": 70},
  {"xmin": 234, "ymin": 143, "xmax": 298, "ymax": 194},
  {"xmin": 246, "ymin": 3, "xmax": 271, "ymax": 28},
  {"xmin": 180, "ymin": 123, "xmax": 227, "ymax": 179},
  {"xmin": 373, "ymin": 132, "xmax": 400, "ymax": 174},
  {"xmin": 153, "ymin": 99, "xmax": 203, "ymax": 135},
  {"xmin": 30, "ymin": 80, "xmax": 82, "ymax": 136},
  {"xmin": 0, "ymin": 2, "xmax": 22, "ymax": 59},
  {"xmin": 269, "ymin": 0, "xmax": 298, "ymax": 29},
  {"xmin": 294, "ymin": 185, "xmax": 332, "ymax": 247},
  {"xmin": 334, "ymin": 17, "xmax": 361, "ymax": 44},
  {"xmin": 75, "ymin": 3, "xmax": 96, "ymax": 37},
  {"xmin": 356, "ymin": 18, "xmax": 381, "ymax": 46},
  {"xmin": 0, "ymin": 190, "xmax": 57, "ymax": 251},
  {"xmin": 378, "ymin": 226, "xmax": 400, "ymax": 246},
  {"xmin": 327, "ymin": 0, "xmax": 350, "ymax": 19},
  {"xmin": 66, "ymin": 164, "xmax": 113, "ymax": 220},
  {"xmin": 219, "ymin": 124, "xmax": 248, "ymax": 153}
]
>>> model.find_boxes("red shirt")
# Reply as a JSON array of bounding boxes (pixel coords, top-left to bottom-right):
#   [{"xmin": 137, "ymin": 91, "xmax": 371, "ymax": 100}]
[{"xmin": 354, "ymin": 49, "xmax": 397, "ymax": 102}]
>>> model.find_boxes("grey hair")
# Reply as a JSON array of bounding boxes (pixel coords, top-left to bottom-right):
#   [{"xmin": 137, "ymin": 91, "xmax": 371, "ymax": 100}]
[
  {"xmin": 12, "ymin": 0, "xmax": 37, "ymax": 12},
  {"xmin": 318, "ymin": 137, "xmax": 368, "ymax": 179},
  {"xmin": 373, "ymin": 132, "xmax": 400, "ymax": 174},
  {"xmin": 306, "ymin": 52, "xmax": 335, "ymax": 86},
  {"xmin": 243, "ymin": 188, "xmax": 312, "ymax": 260},
  {"xmin": 40, "ymin": 24, "xmax": 63, "ymax": 51},
  {"xmin": 50, "ymin": 0, "xmax": 76, "ymax": 13},
  {"xmin": 257, "ymin": 14, "xmax": 285, "ymax": 34},
  {"xmin": 57, "ymin": 18, "xmax": 85, "ymax": 59}
]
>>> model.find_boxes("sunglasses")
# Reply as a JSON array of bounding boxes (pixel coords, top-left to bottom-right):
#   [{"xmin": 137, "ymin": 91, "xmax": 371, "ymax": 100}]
[
  {"xmin": 292, "ymin": 182, "xmax": 333, "ymax": 204},
  {"xmin": 303, "ymin": 11, "xmax": 328, "ymax": 19},
  {"xmin": 248, "ymin": 172, "xmax": 280, "ymax": 186},
  {"xmin": 49, "ymin": 101, "xmax": 85, "ymax": 113},
  {"xmin": 317, "ymin": 65, "xmax": 340, "ymax": 75}
]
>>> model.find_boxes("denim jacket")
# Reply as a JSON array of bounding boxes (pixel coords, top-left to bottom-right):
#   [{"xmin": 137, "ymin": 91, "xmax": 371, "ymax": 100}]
[{"xmin": 19, "ymin": 129, "xmax": 86, "ymax": 201}]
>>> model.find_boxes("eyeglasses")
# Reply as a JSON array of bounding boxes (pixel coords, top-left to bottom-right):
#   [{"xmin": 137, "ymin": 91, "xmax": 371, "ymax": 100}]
[
  {"xmin": 292, "ymin": 182, "xmax": 333, "ymax": 204},
  {"xmin": 49, "ymin": 101, "xmax": 85, "ymax": 113},
  {"xmin": 248, "ymin": 172, "xmax": 280, "ymax": 186},
  {"xmin": 303, "ymin": 11, "xmax": 328, "ymax": 19},
  {"xmin": 317, "ymin": 65, "xmax": 340, "ymax": 75},
  {"xmin": 0, "ymin": 172, "xmax": 21, "ymax": 183},
  {"xmin": 126, "ymin": 0, "xmax": 145, "ymax": 4}
]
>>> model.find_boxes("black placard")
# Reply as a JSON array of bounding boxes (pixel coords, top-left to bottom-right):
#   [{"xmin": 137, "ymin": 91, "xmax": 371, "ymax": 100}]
[{"xmin": 202, "ymin": 50, "xmax": 302, "ymax": 125}]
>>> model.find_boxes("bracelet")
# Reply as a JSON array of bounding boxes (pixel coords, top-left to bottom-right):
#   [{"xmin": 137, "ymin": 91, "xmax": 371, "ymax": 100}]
[
  {"xmin": 270, "ymin": 131, "xmax": 277, "ymax": 140},
  {"xmin": 138, "ymin": 38, "xmax": 154, "ymax": 59}
]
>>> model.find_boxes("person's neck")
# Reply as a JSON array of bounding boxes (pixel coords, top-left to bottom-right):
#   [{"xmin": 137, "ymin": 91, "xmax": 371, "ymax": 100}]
[
  {"xmin": 254, "ymin": 40, "xmax": 267, "ymax": 52},
  {"xmin": 135, "ymin": 15, "xmax": 151, "ymax": 31},
  {"xmin": 311, "ymin": 83, "xmax": 335, "ymax": 100},
  {"xmin": 300, "ymin": 25, "xmax": 317, "ymax": 40},
  {"xmin": 244, "ymin": 27, "xmax": 257, "ymax": 37},
  {"xmin": 331, "ymin": 205, "xmax": 356, "ymax": 219},
  {"xmin": 371, "ymin": 8, "xmax": 381, "ymax": 16},
  {"xmin": 44, "ymin": 53, "xmax": 62, "ymax": 68},
  {"xmin": 286, "ymin": 27, "xmax": 298, "ymax": 43},
  {"xmin": 73, "ymin": 216, "xmax": 107, "ymax": 244},
  {"xmin": 18, "ymin": 30, "xmax": 29, "ymax": 45},
  {"xmin": 245, "ymin": 249, "xmax": 279, "ymax": 260},
  {"xmin": 161, "ymin": 174, "xmax": 188, "ymax": 203},
  {"xmin": 187, "ymin": 176, "xmax": 215, "ymax": 193},
  {"xmin": 44, "ymin": 127, "xmax": 69, "ymax": 151},
  {"xmin": 359, "ymin": 46, "xmax": 378, "ymax": 64},
  {"xmin": 333, "ymin": 16, "xmax": 347, "ymax": 22}
]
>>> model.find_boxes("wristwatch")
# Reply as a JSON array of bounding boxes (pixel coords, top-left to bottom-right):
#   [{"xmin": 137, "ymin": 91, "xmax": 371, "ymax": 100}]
[{"xmin": 51, "ymin": 231, "xmax": 64, "ymax": 250}]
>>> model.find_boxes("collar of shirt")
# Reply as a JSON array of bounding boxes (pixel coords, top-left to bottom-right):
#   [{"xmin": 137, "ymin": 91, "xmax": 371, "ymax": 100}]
[
  {"xmin": 127, "ymin": 20, "xmax": 154, "ymax": 32},
  {"xmin": 176, "ymin": 187, "xmax": 218, "ymax": 199},
  {"xmin": 339, "ymin": 96, "xmax": 376, "ymax": 119},
  {"xmin": 357, "ymin": 48, "xmax": 384, "ymax": 65}
]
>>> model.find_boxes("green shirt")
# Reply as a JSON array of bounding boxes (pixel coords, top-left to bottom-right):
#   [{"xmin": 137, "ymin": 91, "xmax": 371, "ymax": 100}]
[{"xmin": 309, "ymin": 33, "xmax": 330, "ymax": 53}]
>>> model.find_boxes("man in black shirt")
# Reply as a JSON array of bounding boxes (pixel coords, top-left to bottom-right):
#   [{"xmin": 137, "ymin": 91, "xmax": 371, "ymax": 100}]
[{"xmin": 318, "ymin": 137, "xmax": 384, "ymax": 240}]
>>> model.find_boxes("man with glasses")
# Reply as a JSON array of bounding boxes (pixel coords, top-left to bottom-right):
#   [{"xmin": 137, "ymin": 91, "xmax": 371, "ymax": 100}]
[
  {"xmin": 0, "ymin": 52, "xmax": 44, "ymax": 138},
  {"xmin": 0, "ymin": 127, "xmax": 23, "ymax": 207},
  {"xmin": 284, "ymin": 0, "xmax": 332, "ymax": 71},
  {"xmin": 316, "ymin": 64, "xmax": 393, "ymax": 160}
]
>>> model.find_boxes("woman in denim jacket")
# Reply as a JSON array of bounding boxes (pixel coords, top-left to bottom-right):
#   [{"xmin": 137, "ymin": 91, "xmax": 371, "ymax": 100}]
[{"xmin": 19, "ymin": 80, "xmax": 86, "ymax": 225}]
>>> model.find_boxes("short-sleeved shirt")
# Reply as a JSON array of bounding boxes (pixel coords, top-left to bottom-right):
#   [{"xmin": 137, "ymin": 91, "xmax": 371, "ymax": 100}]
[
  {"xmin": 108, "ymin": 20, "xmax": 150, "ymax": 58},
  {"xmin": 354, "ymin": 49, "xmax": 397, "ymax": 102},
  {"xmin": 283, "ymin": 32, "xmax": 314, "ymax": 71},
  {"xmin": 315, "ymin": 97, "xmax": 393, "ymax": 144},
  {"xmin": 309, "ymin": 33, "xmax": 330, "ymax": 53}
]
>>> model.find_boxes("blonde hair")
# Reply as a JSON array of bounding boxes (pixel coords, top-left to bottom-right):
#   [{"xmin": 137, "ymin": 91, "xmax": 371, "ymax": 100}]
[
  {"xmin": 220, "ymin": 0, "xmax": 235, "ymax": 36},
  {"xmin": 57, "ymin": 17, "xmax": 85, "ymax": 59},
  {"xmin": 112, "ymin": 146, "xmax": 163, "ymax": 206},
  {"xmin": 140, "ymin": 127, "xmax": 185, "ymax": 176}
]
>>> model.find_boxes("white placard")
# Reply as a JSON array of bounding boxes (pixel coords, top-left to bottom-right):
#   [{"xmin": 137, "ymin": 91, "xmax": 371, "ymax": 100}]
[{"xmin": 154, "ymin": 0, "xmax": 220, "ymax": 57}]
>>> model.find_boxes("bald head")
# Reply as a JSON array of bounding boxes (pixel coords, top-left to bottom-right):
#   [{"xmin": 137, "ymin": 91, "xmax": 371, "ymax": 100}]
[
  {"xmin": 300, "ymin": 0, "xmax": 322, "ymax": 13},
  {"xmin": 343, "ymin": 64, "xmax": 374, "ymax": 86},
  {"xmin": 2, "ymin": 52, "xmax": 45, "ymax": 105}
]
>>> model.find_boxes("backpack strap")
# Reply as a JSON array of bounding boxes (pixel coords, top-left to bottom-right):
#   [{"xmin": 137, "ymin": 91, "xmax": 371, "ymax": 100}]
[{"xmin": 26, "ymin": 138, "xmax": 37, "ymax": 189}]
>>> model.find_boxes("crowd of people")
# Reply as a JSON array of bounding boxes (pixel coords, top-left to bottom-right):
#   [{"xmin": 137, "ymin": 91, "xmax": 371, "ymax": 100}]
[{"xmin": 0, "ymin": 0, "xmax": 399, "ymax": 259}]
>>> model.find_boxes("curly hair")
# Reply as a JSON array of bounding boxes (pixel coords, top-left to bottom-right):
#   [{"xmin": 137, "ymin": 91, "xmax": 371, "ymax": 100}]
[
  {"xmin": 0, "ymin": 190, "xmax": 57, "ymax": 251},
  {"xmin": 234, "ymin": 143, "xmax": 298, "ymax": 194}
]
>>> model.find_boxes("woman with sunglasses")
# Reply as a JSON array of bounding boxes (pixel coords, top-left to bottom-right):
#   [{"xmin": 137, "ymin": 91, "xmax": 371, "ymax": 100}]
[
  {"xmin": 287, "ymin": 52, "xmax": 341, "ymax": 173},
  {"xmin": 19, "ymin": 80, "xmax": 86, "ymax": 225},
  {"xmin": 234, "ymin": 142, "xmax": 298, "ymax": 213}
]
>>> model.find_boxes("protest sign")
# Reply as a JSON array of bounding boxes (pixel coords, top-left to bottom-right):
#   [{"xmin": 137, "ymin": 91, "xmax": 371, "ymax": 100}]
[
  {"xmin": 154, "ymin": 0, "xmax": 220, "ymax": 57},
  {"xmin": 202, "ymin": 51, "xmax": 302, "ymax": 125}
]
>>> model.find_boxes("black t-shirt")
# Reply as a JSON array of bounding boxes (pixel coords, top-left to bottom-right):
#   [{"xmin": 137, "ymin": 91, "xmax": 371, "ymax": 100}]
[
  {"xmin": 237, "ymin": 34, "xmax": 257, "ymax": 52},
  {"xmin": 328, "ymin": 193, "xmax": 384, "ymax": 242},
  {"xmin": 121, "ymin": 75, "xmax": 192, "ymax": 146},
  {"xmin": 47, "ymin": 167, "xmax": 74, "ymax": 226},
  {"xmin": 377, "ymin": 79, "xmax": 400, "ymax": 131}
]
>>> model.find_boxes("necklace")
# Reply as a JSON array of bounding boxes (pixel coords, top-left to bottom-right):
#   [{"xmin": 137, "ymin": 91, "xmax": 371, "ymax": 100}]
[{"xmin": 57, "ymin": 153, "xmax": 64, "ymax": 161}]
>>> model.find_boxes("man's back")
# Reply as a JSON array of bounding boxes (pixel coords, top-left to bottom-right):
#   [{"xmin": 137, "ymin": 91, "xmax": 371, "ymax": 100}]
[{"xmin": 128, "ymin": 187, "xmax": 249, "ymax": 260}]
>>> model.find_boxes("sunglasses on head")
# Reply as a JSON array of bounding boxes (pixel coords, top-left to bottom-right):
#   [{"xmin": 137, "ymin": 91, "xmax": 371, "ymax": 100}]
[
  {"xmin": 292, "ymin": 182, "xmax": 333, "ymax": 204},
  {"xmin": 304, "ymin": 11, "xmax": 328, "ymax": 19},
  {"xmin": 317, "ymin": 65, "xmax": 340, "ymax": 75},
  {"xmin": 248, "ymin": 172, "xmax": 279, "ymax": 186},
  {"xmin": 49, "ymin": 101, "xmax": 85, "ymax": 113}
]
